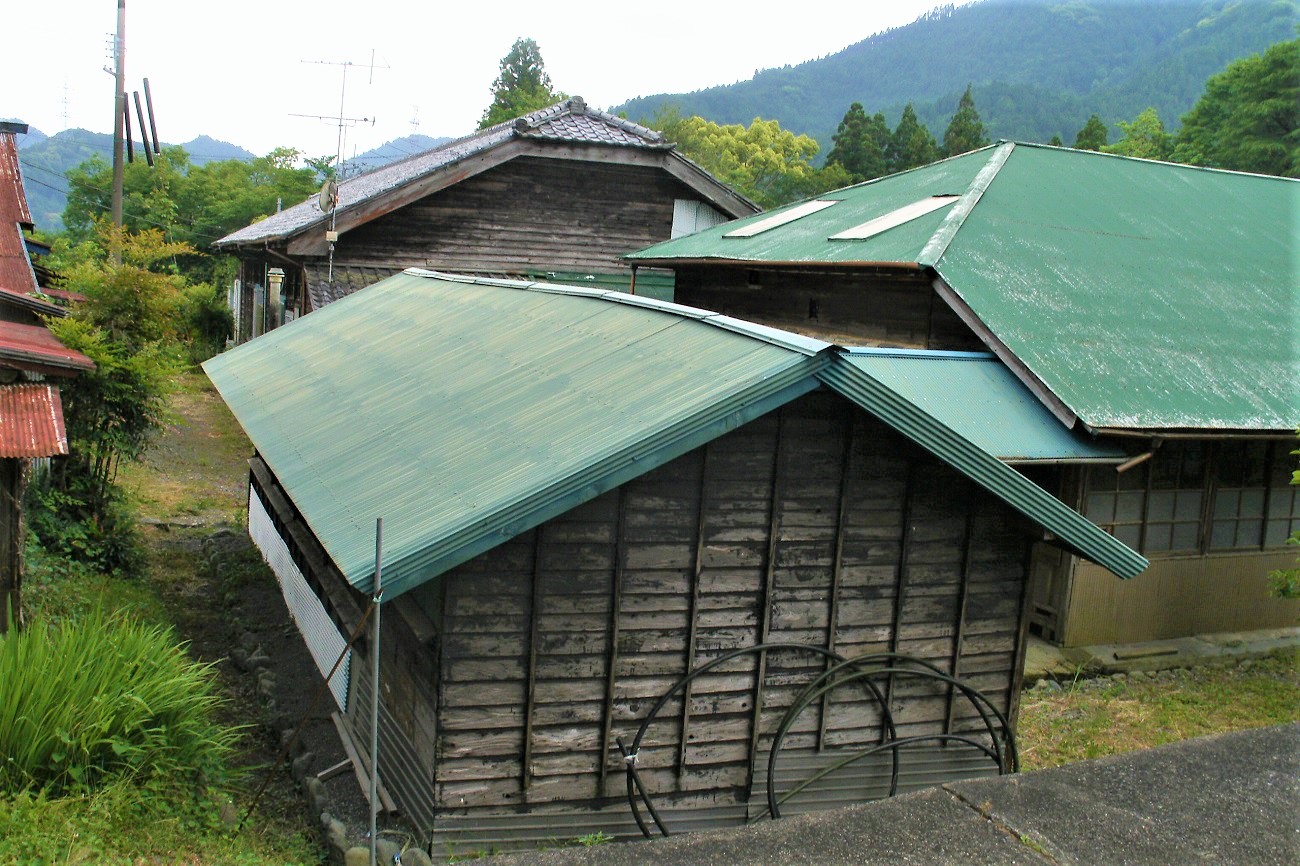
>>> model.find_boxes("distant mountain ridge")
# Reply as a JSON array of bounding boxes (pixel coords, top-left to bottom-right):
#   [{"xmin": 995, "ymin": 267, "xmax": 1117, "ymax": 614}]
[
  {"xmin": 12, "ymin": 128, "xmax": 453, "ymax": 232},
  {"xmin": 613, "ymin": 0, "xmax": 1298, "ymax": 152}
]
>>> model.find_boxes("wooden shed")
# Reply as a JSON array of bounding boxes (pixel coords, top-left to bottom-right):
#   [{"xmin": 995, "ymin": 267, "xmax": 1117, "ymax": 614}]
[
  {"xmin": 629, "ymin": 142, "xmax": 1300, "ymax": 648},
  {"xmin": 212, "ymin": 98, "xmax": 756, "ymax": 343},
  {"xmin": 204, "ymin": 271, "xmax": 1143, "ymax": 851}
]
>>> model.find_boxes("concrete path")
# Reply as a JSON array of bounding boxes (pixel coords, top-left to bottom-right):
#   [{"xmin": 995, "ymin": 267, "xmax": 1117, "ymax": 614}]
[{"xmin": 488, "ymin": 724, "xmax": 1299, "ymax": 866}]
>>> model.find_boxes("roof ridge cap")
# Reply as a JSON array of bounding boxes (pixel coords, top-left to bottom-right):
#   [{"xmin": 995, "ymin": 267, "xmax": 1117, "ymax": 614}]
[{"xmin": 916, "ymin": 141, "xmax": 1014, "ymax": 268}]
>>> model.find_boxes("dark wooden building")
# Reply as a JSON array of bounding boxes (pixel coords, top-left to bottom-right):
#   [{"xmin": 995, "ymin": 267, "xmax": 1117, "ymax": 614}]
[
  {"xmin": 213, "ymin": 98, "xmax": 757, "ymax": 343},
  {"xmin": 0, "ymin": 122, "xmax": 94, "ymax": 629},
  {"xmin": 206, "ymin": 271, "xmax": 1142, "ymax": 850},
  {"xmin": 629, "ymin": 142, "xmax": 1300, "ymax": 647}
]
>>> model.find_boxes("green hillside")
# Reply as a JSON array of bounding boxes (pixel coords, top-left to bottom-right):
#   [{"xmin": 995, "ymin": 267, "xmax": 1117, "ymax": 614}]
[{"xmin": 615, "ymin": 0, "xmax": 1298, "ymax": 150}]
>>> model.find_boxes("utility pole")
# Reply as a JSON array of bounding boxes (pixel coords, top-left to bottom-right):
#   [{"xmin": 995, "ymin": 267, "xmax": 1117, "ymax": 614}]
[{"xmin": 110, "ymin": 0, "xmax": 126, "ymax": 263}]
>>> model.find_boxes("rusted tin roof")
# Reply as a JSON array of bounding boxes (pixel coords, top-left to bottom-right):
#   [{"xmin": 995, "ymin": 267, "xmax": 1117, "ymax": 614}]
[
  {"xmin": 216, "ymin": 98, "xmax": 754, "ymax": 250},
  {"xmin": 0, "ymin": 320, "xmax": 95, "ymax": 374},
  {"xmin": 0, "ymin": 130, "xmax": 66, "ymax": 317},
  {"xmin": 631, "ymin": 142, "xmax": 1299, "ymax": 432},
  {"xmin": 0, "ymin": 129, "xmax": 38, "ymax": 299},
  {"xmin": 0, "ymin": 384, "xmax": 68, "ymax": 457}
]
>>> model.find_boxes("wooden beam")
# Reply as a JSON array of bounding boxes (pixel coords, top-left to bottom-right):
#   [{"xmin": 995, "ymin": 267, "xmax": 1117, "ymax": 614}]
[
  {"xmin": 600, "ymin": 488, "xmax": 628, "ymax": 785},
  {"xmin": 887, "ymin": 460, "xmax": 919, "ymax": 709},
  {"xmin": 944, "ymin": 505, "xmax": 976, "ymax": 734},
  {"xmin": 818, "ymin": 413, "xmax": 856, "ymax": 751},
  {"xmin": 1006, "ymin": 537, "xmax": 1039, "ymax": 730},
  {"xmin": 745, "ymin": 411, "xmax": 785, "ymax": 796},
  {"xmin": 677, "ymin": 445, "xmax": 711, "ymax": 784},
  {"xmin": 930, "ymin": 276, "xmax": 1078, "ymax": 430},
  {"xmin": 521, "ymin": 528, "xmax": 544, "ymax": 790}
]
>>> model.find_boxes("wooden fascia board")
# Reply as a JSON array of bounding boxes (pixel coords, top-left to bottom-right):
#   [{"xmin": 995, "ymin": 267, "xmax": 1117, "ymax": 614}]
[
  {"xmin": 930, "ymin": 273, "xmax": 1079, "ymax": 430},
  {"xmin": 662, "ymin": 151, "xmax": 760, "ymax": 218}
]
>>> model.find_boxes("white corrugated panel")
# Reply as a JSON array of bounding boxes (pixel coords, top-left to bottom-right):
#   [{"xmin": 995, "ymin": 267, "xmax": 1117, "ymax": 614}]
[
  {"xmin": 672, "ymin": 199, "xmax": 731, "ymax": 239},
  {"xmin": 249, "ymin": 490, "xmax": 351, "ymax": 710}
]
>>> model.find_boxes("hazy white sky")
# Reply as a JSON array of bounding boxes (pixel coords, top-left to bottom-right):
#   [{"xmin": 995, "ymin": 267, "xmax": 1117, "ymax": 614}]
[{"xmin": 7, "ymin": 1, "xmax": 966, "ymax": 161}]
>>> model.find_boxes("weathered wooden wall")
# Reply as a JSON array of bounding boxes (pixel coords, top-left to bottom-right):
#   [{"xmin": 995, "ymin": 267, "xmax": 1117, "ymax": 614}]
[
  {"xmin": 424, "ymin": 390, "xmax": 1033, "ymax": 848},
  {"xmin": 671, "ymin": 266, "xmax": 984, "ymax": 350},
  {"xmin": 336, "ymin": 157, "xmax": 697, "ymax": 277}
]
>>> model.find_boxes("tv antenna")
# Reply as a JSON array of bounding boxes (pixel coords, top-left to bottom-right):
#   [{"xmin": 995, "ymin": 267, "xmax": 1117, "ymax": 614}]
[
  {"xmin": 409, "ymin": 106, "xmax": 420, "ymax": 135},
  {"xmin": 292, "ymin": 52, "xmax": 386, "ymax": 178}
]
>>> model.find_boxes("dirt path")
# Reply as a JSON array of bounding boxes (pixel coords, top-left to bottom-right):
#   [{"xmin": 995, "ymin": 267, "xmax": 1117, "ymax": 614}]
[{"xmin": 124, "ymin": 375, "xmax": 376, "ymax": 860}]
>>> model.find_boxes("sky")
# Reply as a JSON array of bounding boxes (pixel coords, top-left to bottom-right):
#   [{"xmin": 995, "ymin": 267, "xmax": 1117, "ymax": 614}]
[{"xmin": 6, "ymin": 0, "xmax": 968, "ymax": 162}]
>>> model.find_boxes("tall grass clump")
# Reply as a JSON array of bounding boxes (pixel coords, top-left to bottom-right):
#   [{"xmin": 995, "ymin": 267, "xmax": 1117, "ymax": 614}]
[{"xmin": 0, "ymin": 605, "xmax": 237, "ymax": 795}]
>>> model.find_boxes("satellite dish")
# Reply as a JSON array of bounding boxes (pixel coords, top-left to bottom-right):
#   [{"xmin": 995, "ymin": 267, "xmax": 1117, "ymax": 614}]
[{"xmin": 318, "ymin": 179, "xmax": 339, "ymax": 213}]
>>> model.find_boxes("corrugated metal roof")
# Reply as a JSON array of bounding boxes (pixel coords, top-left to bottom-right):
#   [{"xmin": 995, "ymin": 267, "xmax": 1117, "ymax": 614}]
[
  {"xmin": 628, "ymin": 149, "xmax": 996, "ymax": 265},
  {"xmin": 630, "ymin": 142, "xmax": 1300, "ymax": 432},
  {"xmin": 205, "ymin": 271, "xmax": 826, "ymax": 600},
  {"xmin": 838, "ymin": 349, "xmax": 1124, "ymax": 463},
  {"xmin": 205, "ymin": 270, "xmax": 1146, "ymax": 599},
  {"xmin": 931, "ymin": 145, "xmax": 1299, "ymax": 431},
  {"xmin": 0, "ymin": 384, "xmax": 68, "ymax": 457},
  {"xmin": 304, "ymin": 265, "xmax": 674, "ymax": 311},
  {"xmin": 216, "ymin": 98, "xmax": 729, "ymax": 249},
  {"xmin": 0, "ymin": 133, "xmax": 68, "ymax": 317},
  {"xmin": 0, "ymin": 320, "xmax": 94, "ymax": 373},
  {"xmin": 817, "ymin": 360, "xmax": 1147, "ymax": 579}
]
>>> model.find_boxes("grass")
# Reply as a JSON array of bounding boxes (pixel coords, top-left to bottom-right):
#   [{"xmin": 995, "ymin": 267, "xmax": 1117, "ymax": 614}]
[
  {"xmin": 5, "ymin": 372, "xmax": 322, "ymax": 865},
  {"xmin": 1017, "ymin": 652, "xmax": 1300, "ymax": 771}
]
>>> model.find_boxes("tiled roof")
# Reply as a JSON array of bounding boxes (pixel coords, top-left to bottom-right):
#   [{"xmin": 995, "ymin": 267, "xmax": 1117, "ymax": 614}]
[
  {"xmin": 0, "ymin": 384, "xmax": 68, "ymax": 457},
  {"xmin": 305, "ymin": 263, "xmax": 403, "ymax": 310},
  {"xmin": 217, "ymin": 98, "xmax": 670, "ymax": 248}
]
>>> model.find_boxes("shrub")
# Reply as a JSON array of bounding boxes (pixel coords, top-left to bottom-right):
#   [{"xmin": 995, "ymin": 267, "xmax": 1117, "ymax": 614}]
[{"xmin": 0, "ymin": 605, "xmax": 237, "ymax": 796}]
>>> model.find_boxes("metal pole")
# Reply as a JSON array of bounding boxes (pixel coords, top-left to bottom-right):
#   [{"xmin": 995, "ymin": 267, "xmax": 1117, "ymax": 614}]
[{"xmin": 369, "ymin": 517, "xmax": 382, "ymax": 866}]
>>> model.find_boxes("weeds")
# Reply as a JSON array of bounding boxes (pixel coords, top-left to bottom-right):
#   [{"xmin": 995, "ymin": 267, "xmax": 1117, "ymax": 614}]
[{"xmin": 0, "ymin": 604, "xmax": 237, "ymax": 795}]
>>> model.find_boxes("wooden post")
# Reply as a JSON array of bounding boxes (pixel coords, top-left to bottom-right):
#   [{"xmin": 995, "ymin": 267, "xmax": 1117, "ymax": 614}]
[
  {"xmin": 676, "ymin": 445, "xmax": 711, "ymax": 783},
  {"xmin": 818, "ymin": 414, "xmax": 856, "ymax": 751},
  {"xmin": 745, "ymin": 411, "xmax": 784, "ymax": 796},
  {"xmin": 887, "ymin": 460, "xmax": 919, "ymax": 710},
  {"xmin": 600, "ymin": 489, "xmax": 628, "ymax": 784},
  {"xmin": 944, "ymin": 506, "xmax": 975, "ymax": 734},
  {"xmin": 522, "ymin": 528, "xmax": 544, "ymax": 790}
]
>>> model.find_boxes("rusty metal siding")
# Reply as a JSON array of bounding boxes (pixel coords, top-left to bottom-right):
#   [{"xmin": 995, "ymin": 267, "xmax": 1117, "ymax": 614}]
[{"xmin": 0, "ymin": 384, "xmax": 67, "ymax": 457}]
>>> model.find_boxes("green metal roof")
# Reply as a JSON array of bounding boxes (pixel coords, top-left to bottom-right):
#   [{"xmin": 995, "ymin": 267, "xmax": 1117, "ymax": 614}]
[
  {"xmin": 630, "ymin": 142, "xmax": 1300, "ymax": 432},
  {"xmin": 204, "ymin": 270, "xmax": 1145, "ymax": 599},
  {"xmin": 628, "ymin": 149, "xmax": 995, "ymax": 265},
  {"xmin": 837, "ymin": 349, "xmax": 1125, "ymax": 464},
  {"xmin": 817, "ymin": 360, "xmax": 1146, "ymax": 580}
]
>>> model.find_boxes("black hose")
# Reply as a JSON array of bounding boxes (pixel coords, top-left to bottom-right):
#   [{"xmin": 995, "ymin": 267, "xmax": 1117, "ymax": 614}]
[{"xmin": 622, "ymin": 645, "xmax": 1019, "ymax": 837}]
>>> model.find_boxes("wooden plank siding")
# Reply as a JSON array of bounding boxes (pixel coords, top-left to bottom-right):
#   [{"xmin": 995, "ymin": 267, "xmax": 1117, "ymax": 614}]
[
  {"xmin": 427, "ymin": 389, "xmax": 1033, "ymax": 847},
  {"xmin": 336, "ymin": 157, "xmax": 698, "ymax": 278},
  {"xmin": 671, "ymin": 266, "xmax": 984, "ymax": 351}
]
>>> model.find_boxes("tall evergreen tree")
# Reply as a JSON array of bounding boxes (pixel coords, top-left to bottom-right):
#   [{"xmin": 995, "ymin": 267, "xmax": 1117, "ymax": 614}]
[
  {"xmin": 827, "ymin": 102, "xmax": 888, "ymax": 182},
  {"xmin": 1172, "ymin": 39, "xmax": 1299, "ymax": 177},
  {"xmin": 942, "ymin": 85, "xmax": 989, "ymax": 156},
  {"xmin": 1104, "ymin": 108, "xmax": 1173, "ymax": 161},
  {"xmin": 479, "ymin": 38, "xmax": 563, "ymax": 129},
  {"xmin": 1048, "ymin": 134, "xmax": 1064, "ymax": 147},
  {"xmin": 887, "ymin": 104, "xmax": 940, "ymax": 173},
  {"xmin": 1074, "ymin": 114, "xmax": 1109, "ymax": 150}
]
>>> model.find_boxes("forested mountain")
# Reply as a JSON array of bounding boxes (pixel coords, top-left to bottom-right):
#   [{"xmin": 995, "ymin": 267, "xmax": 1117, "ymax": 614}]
[
  {"xmin": 14, "ymin": 129, "xmax": 257, "ymax": 230},
  {"xmin": 615, "ymin": 0, "xmax": 1298, "ymax": 151},
  {"xmin": 12, "ymin": 129, "xmax": 452, "ymax": 232}
]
